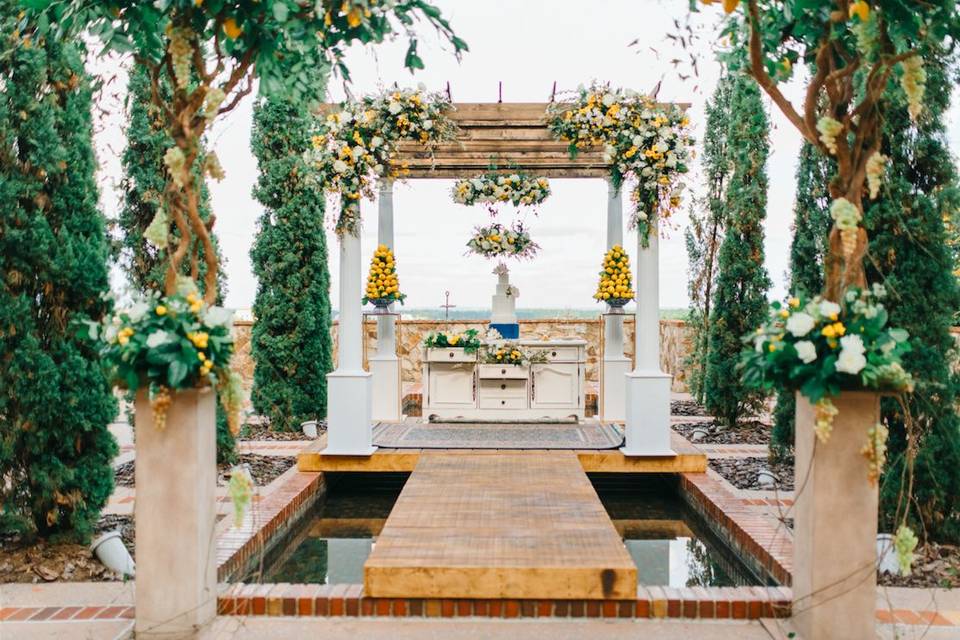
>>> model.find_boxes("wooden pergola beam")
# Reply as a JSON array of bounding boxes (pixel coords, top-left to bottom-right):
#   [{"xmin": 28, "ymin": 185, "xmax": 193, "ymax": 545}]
[{"xmin": 318, "ymin": 101, "xmax": 689, "ymax": 179}]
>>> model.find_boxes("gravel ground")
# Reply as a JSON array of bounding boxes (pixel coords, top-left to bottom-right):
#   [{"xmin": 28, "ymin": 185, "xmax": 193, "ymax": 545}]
[
  {"xmin": 709, "ymin": 456, "xmax": 795, "ymax": 491},
  {"xmin": 115, "ymin": 453, "xmax": 296, "ymax": 488},
  {"xmin": 672, "ymin": 420, "xmax": 772, "ymax": 445}
]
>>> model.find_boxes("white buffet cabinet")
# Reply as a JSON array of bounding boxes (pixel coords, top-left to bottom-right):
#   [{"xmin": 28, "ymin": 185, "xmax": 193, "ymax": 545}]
[{"xmin": 423, "ymin": 340, "xmax": 587, "ymax": 420}]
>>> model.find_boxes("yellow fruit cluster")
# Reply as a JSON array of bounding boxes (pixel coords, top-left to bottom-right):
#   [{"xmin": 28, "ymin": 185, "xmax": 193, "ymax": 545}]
[
  {"xmin": 594, "ymin": 245, "xmax": 634, "ymax": 302},
  {"xmin": 365, "ymin": 244, "xmax": 401, "ymax": 301}
]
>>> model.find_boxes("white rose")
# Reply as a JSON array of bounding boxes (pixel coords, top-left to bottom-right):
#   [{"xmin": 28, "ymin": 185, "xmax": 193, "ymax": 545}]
[
  {"xmin": 422, "ymin": 119, "xmax": 433, "ymax": 130},
  {"xmin": 836, "ymin": 334, "xmax": 867, "ymax": 375},
  {"xmin": 351, "ymin": 146, "xmax": 365, "ymax": 161},
  {"xmin": 795, "ymin": 340, "xmax": 817, "ymax": 364},
  {"xmin": 370, "ymin": 136, "xmax": 383, "ymax": 148},
  {"xmin": 632, "ymin": 135, "xmax": 644, "ymax": 146},
  {"xmin": 786, "ymin": 312, "xmax": 815, "ymax": 337},
  {"xmin": 333, "ymin": 159, "xmax": 348, "ymax": 174},
  {"xmin": 819, "ymin": 300, "xmax": 841, "ymax": 318},
  {"xmin": 146, "ymin": 330, "xmax": 173, "ymax": 349},
  {"xmin": 204, "ymin": 306, "xmax": 234, "ymax": 328},
  {"xmin": 602, "ymin": 92, "xmax": 616, "ymax": 106},
  {"xmin": 127, "ymin": 301, "xmax": 150, "ymax": 323},
  {"xmin": 388, "ymin": 101, "xmax": 402, "ymax": 115}
]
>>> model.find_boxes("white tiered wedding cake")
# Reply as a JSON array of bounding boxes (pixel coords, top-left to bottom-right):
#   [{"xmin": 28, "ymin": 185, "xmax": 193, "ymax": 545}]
[{"xmin": 490, "ymin": 263, "xmax": 519, "ymax": 339}]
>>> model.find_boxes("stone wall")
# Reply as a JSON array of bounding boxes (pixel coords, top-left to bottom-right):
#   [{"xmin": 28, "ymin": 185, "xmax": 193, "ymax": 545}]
[{"xmin": 231, "ymin": 318, "xmax": 695, "ymax": 404}]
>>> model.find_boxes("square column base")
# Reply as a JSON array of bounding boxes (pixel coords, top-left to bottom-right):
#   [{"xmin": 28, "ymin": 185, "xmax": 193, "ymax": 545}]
[
  {"xmin": 370, "ymin": 356, "xmax": 401, "ymax": 422},
  {"xmin": 621, "ymin": 370, "xmax": 675, "ymax": 457},
  {"xmin": 325, "ymin": 371, "xmax": 376, "ymax": 456},
  {"xmin": 600, "ymin": 357, "xmax": 631, "ymax": 423}
]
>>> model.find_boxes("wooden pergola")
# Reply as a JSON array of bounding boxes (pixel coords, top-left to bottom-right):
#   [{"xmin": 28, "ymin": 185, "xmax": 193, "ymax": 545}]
[{"xmin": 325, "ymin": 101, "xmax": 680, "ymax": 459}]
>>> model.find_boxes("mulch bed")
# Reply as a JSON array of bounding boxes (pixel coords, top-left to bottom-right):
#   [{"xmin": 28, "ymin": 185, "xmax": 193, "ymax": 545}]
[
  {"xmin": 672, "ymin": 420, "xmax": 772, "ymax": 445},
  {"xmin": 114, "ymin": 454, "xmax": 296, "ymax": 488},
  {"xmin": 878, "ymin": 542, "xmax": 960, "ymax": 589},
  {"xmin": 671, "ymin": 399, "xmax": 710, "ymax": 417},
  {"xmin": 238, "ymin": 421, "xmax": 324, "ymax": 441},
  {"xmin": 709, "ymin": 456, "xmax": 795, "ymax": 491},
  {"xmin": 0, "ymin": 515, "xmax": 135, "ymax": 584}
]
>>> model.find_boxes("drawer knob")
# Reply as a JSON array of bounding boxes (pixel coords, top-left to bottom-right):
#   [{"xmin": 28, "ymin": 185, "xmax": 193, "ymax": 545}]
[
  {"xmin": 449, "ymin": 352, "xmax": 455, "ymax": 358},
  {"xmin": 551, "ymin": 351, "xmax": 557, "ymax": 357},
  {"xmin": 501, "ymin": 368, "xmax": 506, "ymax": 374},
  {"xmin": 501, "ymin": 400, "xmax": 506, "ymax": 405},
  {"xmin": 500, "ymin": 383, "xmax": 506, "ymax": 390}
]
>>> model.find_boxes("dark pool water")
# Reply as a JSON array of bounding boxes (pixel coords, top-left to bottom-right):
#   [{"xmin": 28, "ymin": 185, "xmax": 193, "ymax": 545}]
[{"xmin": 265, "ymin": 472, "xmax": 762, "ymax": 587}]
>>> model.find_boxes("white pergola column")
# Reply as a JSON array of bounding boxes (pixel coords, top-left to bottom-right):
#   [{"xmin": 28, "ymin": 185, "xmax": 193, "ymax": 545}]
[
  {"xmin": 601, "ymin": 179, "xmax": 630, "ymax": 422},
  {"xmin": 325, "ymin": 215, "xmax": 375, "ymax": 455},
  {"xmin": 370, "ymin": 179, "xmax": 401, "ymax": 421},
  {"xmin": 622, "ymin": 218, "xmax": 674, "ymax": 456}
]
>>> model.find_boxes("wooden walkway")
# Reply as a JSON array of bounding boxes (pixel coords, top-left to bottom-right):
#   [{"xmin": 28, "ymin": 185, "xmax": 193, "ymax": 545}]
[
  {"xmin": 364, "ymin": 452, "xmax": 637, "ymax": 600},
  {"xmin": 297, "ymin": 431, "xmax": 706, "ymax": 474}
]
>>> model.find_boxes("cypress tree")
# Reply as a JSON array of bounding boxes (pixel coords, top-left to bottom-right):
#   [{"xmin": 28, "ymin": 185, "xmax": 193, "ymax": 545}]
[
  {"xmin": 118, "ymin": 65, "xmax": 235, "ymax": 462},
  {"xmin": 0, "ymin": 21, "xmax": 117, "ymax": 541},
  {"xmin": 866, "ymin": 51, "xmax": 960, "ymax": 543},
  {"xmin": 686, "ymin": 75, "xmax": 731, "ymax": 404},
  {"xmin": 703, "ymin": 73, "xmax": 771, "ymax": 427},
  {"xmin": 770, "ymin": 142, "xmax": 834, "ymax": 458},
  {"xmin": 250, "ymin": 94, "xmax": 333, "ymax": 431}
]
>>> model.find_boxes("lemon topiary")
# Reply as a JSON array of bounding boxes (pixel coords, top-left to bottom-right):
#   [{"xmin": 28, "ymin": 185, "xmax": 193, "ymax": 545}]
[
  {"xmin": 363, "ymin": 245, "xmax": 406, "ymax": 307},
  {"xmin": 593, "ymin": 245, "xmax": 634, "ymax": 307}
]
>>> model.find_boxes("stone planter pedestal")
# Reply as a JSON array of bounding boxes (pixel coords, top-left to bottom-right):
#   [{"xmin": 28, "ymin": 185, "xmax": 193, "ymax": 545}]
[
  {"xmin": 794, "ymin": 391, "xmax": 879, "ymax": 640},
  {"xmin": 134, "ymin": 387, "xmax": 217, "ymax": 638}
]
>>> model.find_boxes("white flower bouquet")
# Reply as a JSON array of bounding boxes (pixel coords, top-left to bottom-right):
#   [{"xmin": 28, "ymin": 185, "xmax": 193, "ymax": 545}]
[
  {"xmin": 452, "ymin": 171, "xmax": 550, "ymax": 211},
  {"xmin": 466, "ymin": 221, "xmax": 539, "ymax": 260},
  {"xmin": 740, "ymin": 285, "xmax": 913, "ymax": 443}
]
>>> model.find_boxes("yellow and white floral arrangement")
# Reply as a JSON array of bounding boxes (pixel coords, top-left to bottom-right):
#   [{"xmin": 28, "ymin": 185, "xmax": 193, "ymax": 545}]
[
  {"xmin": 452, "ymin": 171, "xmax": 550, "ymax": 212},
  {"xmin": 306, "ymin": 86, "xmax": 457, "ymax": 236},
  {"xmin": 482, "ymin": 342, "xmax": 548, "ymax": 367},
  {"xmin": 546, "ymin": 83, "xmax": 692, "ymax": 244},
  {"xmin": 466, "ymin": 221, "xmax": 538, "ymax": 260},
  {"xmin": 362, "ymin": 244, "xmax": 406, "ymax": 307},
  {"xmin": 593, "ymin": 244, "xmax": 634, "ymax": 306}
]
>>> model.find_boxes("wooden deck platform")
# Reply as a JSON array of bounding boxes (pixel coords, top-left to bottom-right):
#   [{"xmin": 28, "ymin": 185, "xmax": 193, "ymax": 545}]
[
  {"xmin": 364, "ymin": 452, "xmax": 638, "ymax": 599},
  {"xmin": 297, "ymin": 431, "xmax": 706, "ymax": 474}
]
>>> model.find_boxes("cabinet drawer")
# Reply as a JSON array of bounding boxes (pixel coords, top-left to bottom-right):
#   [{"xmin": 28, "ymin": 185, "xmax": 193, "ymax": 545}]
[
  {"xmin": 542, "ymin": 346, "xmax": 582, "ymax": 362},
  {"xmin": 478, "ymin": 379, "xmax": 527, "ymax": 399},
  {"xmin": 426, "ymin": 348, "xmax": 477, "ymax": 363},
  {"xmin": 479, "ymin": 396, "xmax": 527, "ymax": 410},
  {"xmin": 477, "ymin": 364, "xmax": 529, "ymax": 379}
]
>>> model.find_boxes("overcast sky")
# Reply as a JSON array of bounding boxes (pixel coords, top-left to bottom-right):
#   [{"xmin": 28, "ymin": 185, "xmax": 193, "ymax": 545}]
[{"xmin": 93, "ymin": 0, "xmax": 960, "ymax": 313}]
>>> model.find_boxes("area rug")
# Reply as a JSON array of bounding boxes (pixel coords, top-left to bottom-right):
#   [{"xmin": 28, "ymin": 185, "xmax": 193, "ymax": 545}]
[{"xmin": 372, "ymin": 421, "xmax": 624, "ymax": 450}]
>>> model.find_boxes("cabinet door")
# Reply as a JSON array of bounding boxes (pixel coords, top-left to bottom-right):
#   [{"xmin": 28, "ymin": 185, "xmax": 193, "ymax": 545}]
[
  {"xmin": 426, "ymin": 363, "xmax": 476, "ymax": 409},
  {"xmin": 530, "ymin": 363, "xmax": 580, "ymax": 409}
]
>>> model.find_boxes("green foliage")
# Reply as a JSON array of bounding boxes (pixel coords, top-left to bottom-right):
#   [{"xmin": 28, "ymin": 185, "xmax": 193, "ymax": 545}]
[
  {"xmin": 703, "ymin": 74, "xmax": 771, "ymax": 427},
  {"xmin": 25, "ymin": 0, "xmax": 467, "ymax": 104},
  {"xmin": 423, "ymin": 329, "xmax": 482, "ymax": 353},
  {"xmin": 685, "ymin": 74, "xmax": 731, "ymax": 404},
  {"xmin": 867, "ymin": 51, "xmax": 960, "ymax": 543},
  {"xmin": 250, "ymin": 93, "xmax": 333, "ymax": 431},
  {"xmin": 771, "ymin": 142, "xmax": 835, "ymax": 457},
  {"xmin": 0, "ymin": 20, "xmax": 117, "ymax": 542}
]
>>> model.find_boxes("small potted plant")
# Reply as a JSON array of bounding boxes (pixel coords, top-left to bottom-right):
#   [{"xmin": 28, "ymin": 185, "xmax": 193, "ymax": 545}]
[
  {"xmin": 363, "ymin": 244, "xmax": 406, "ymax": 311},
  {"xmin": 593, "ymin": 244, "xmax": 634, "ymax": 309}
]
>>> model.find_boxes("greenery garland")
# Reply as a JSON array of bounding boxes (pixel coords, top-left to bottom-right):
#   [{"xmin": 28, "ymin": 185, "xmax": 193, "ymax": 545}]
[
  {"xmin": 546, "ymin": 82, "xmax": 692, "ymax": 244},
  {"xmin": 306, "ymin": 86, "xmax": 457, "ymax": 236},
  {"xmin": 452, "ymin": 171, "xmax": 550, "ymax": 210},
  {"xmin": 466, "ymin": 221, "xmax": 538, "ymax": 260}
]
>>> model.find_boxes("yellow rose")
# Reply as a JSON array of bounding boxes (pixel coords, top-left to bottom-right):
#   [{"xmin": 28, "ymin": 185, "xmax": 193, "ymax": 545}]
[{"xmin": 155, "ymin": 305, "xmax": 167, "ymax": 316}]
